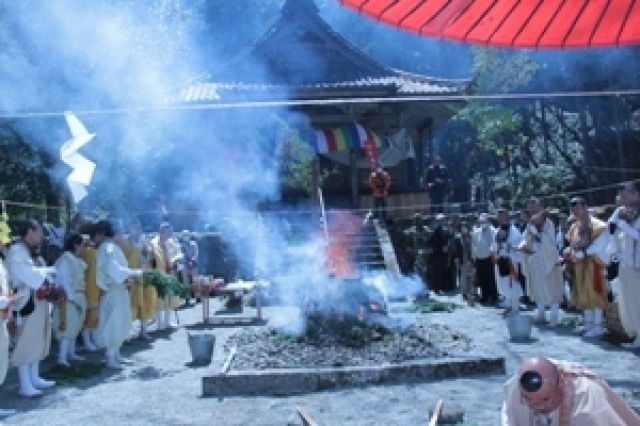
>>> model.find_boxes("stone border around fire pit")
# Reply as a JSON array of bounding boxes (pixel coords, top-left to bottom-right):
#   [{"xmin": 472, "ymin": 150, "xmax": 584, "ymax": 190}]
[{"xmin": 202, "ymin": 356, "xmax": 505, "ymax": 397}]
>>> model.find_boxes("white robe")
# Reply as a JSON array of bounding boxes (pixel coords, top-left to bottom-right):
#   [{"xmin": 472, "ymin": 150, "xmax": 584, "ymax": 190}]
[
  {"xmin": 0, "ymin": 259, "xmax": 12, "ymax": 384},
  {"xmin": 52, "ymin": 251, "xmax": 87, "ymax": 340},
  {"xmin": 6, "ymin": 242, "xmax": 52, "ymax": 367},
  {"xmin": 521, "ymin": 219, "xmax": 564, "ymax": 306},
  {"xmin": 471, "ymin": 225, "xmax": 496, "ymax": 260},
  {"xmin": 94, "ymin": 241, "xmax": 135, "ymax": 349},
  {"xmin": 493, "ymin": 224, "xmax": 524, "ymax": 301},
  {"xmin": 501, "ymin": 360, "xmax": 640, "ymax": 425},
  {"xmin": 616, "ymin": 216, "xmax": 640, "ymax": 337}
]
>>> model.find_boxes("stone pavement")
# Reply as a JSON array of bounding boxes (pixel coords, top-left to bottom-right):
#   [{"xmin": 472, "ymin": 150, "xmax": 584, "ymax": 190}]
[{"xmin": 0, "ymin": 296, "xmax": 638, "ymax": 425}]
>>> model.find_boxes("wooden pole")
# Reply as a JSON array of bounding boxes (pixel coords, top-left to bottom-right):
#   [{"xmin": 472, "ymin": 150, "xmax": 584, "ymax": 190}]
[
  {"xmin": 221, "ymin": 346, "xmax": 237, "ymax": 374},
  {"xmin": 318, "ymin": 187, "xmax": 329, "ymax": 240},
  {"xmin": 296, "ymin": 406, "xmax": 318, "ymax": 426},
  {"xmin": 428, "ymin": 399, "xmax": 444, "ymax": 426}
]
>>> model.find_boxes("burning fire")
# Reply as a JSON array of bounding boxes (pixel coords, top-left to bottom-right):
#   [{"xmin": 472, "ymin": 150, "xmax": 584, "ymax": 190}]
[{"xmin": 323, "ymin": 210, "xmax": 362, "ymax": 279}]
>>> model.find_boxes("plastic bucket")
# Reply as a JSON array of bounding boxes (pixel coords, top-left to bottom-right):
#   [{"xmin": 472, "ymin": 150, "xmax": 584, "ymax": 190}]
[
  {"xmin": 506, "ymin": 314, "xmax": 532, "ymax": 342},
  {"xmin": 188, "ymin": 332, "xmax": 215, "ymax": 365}
]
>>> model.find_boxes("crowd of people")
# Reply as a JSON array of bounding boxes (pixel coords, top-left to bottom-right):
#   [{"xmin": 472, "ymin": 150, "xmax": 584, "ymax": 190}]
[
  {"xmin": 0, "ymin": 178, "xmax": 638, "ymax": 423},
  {"xmin": 386, "ymin": 181, "xmax": 640, "ymax": 424},
  {"xmin": 0, "ymin": 217, "xmax": 200, "ymax": 412},
  {"xmin": 399, "ymin": 183, "xmax": 640, "ymax": 341}
]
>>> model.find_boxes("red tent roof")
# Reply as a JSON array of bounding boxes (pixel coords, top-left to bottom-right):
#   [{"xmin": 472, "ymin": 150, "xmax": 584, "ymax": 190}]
[{"xmin": 339, "ymin": 0, "xmax": 640, "ymax": 48}]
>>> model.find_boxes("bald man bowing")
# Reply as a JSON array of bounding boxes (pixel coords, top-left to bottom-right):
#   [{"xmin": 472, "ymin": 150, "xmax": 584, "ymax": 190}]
[{"xmin": 501, "ymin": 357, "xmax": 640, "ymax": 425}]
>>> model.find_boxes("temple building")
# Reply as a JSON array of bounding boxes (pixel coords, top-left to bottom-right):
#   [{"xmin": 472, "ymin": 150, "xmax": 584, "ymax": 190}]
[{"xmin": 179, "ymin": 0, "xmax": 468, "ymax": 213}]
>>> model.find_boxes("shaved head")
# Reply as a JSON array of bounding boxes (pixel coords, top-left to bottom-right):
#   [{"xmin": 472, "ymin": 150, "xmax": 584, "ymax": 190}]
[{"xmin": 518, "ymin": 358, "xmax": 563, "ymax": 415}]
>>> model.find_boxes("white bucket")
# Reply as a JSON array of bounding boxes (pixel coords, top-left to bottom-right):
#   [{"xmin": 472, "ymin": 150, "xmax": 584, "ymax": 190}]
[
  {"xmin": 506, "ymin": 314, "xmax": 532, "ymax": 342},
  {"xmin": 188, "ymin": 332, "xmax": 215, "ymax": 365}
]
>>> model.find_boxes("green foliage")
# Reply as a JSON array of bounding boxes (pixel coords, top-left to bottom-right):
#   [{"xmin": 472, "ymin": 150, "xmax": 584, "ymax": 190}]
[
  {"xmin": 142, "ymin": 270, "xmax": 188, "ymax": 298},
  {"xmin": 470, "ymin": 48, "xmax": 539, "ymax": 94},
  {"xmin": 278, "ymin": 129, "xmax": 316, "ymax": 194},
  {"xmin": 391, "ymin": 301, "xmax": 459, "ymax": 314},
  {"xmin": 0, "ymin": 125, "xmax": 54, "ymax": 215},
  {"xmin": 458, "ymin": 49, "xmax": 538, "ymax": 151},
  {"xmin": 449, "ymin": 49, "xmax": 590, "ymax": 206},
  {"xmin": 412, "ymin": 301, "xmax": 459, "ymax": 313}
]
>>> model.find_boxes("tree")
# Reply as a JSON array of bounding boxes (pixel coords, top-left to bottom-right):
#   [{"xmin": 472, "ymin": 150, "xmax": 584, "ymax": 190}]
[
  {"xmin": 0, "ymin": 124, "xmax": 57, "ymax": 219},
  {"xmin": 446, "ymin": 48, "xmax": 588, "ymax": 209}
]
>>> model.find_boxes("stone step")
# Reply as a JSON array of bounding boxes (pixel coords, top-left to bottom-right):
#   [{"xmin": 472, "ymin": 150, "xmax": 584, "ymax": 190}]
[{"xmin": 202, "ymin": 357, "xmax": 505, "ymax": 397}]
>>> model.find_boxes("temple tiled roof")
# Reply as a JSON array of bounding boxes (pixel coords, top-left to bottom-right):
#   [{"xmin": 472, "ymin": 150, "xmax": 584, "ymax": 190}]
[
  {"xmin": 179, "ymin": 0, "xmax": 467, "ymax": 103},
  {"xmin": 180, "ymin": 76, "xmax": 467, "ymax": 103}
]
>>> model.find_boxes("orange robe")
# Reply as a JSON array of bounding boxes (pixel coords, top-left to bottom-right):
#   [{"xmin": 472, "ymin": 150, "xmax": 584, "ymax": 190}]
[{"xmin": 81, "ymin": 246, "xmax": 101, "ymax": 329}]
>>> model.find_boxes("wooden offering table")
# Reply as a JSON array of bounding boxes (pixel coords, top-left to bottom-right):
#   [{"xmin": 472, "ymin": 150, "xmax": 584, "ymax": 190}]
[{"xmin": 196, "ymin": 277, "xmax": 264, "ymax": 325}]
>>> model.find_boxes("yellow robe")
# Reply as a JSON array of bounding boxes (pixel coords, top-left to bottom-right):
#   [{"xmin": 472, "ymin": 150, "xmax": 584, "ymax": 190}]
[
  {"xmin": 150, "ymin": 236, "xmax": 181, "ymax": 310},
  {"xmin": 81, "ymin": 246, "xmax": 101, "ymax": 329},
  {"xmin": 120, "ymin": 240, "xmax": 156, "ymax": 321},
  {"xmin": 566, "ymin": 217, "xmax": 608, "ymax": 310}
]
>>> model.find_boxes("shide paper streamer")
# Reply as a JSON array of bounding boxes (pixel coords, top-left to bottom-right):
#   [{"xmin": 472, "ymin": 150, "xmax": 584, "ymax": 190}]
[{"xmin": 60, "ymin": 112, "xmax": 96, "ymax": 204}]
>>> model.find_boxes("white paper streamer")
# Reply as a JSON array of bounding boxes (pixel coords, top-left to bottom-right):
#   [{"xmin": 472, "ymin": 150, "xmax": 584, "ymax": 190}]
[{"xmin": 60, "ymin": 112, "xmax": 96, "ymax": 203}]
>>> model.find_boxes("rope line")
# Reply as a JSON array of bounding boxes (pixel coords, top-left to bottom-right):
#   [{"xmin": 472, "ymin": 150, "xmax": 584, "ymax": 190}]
[
  {"xmin": 2, "ymin": 177, "xmax": 637, "ymax": 216},
  {"xmin": 1, "ymin": 88, "xmax": 640, "ymax": 119}
]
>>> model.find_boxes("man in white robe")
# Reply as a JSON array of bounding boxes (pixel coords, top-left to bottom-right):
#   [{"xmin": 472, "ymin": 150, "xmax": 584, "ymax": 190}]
[
  {"xmin": 609, "ymin": 181, "xmax": 640, "ymax": 349},
  {"xmin": 0, "ymin": 244, "xmax": 17, "ymax": 416},
  {"xmin": 53, "ymin": 233, "xmax": 87, "ymax": 366},
  {"xmin": 93, "ymin": 220, "xmax": 142, "ymax": 368},
  {"xmin": 492, "ymin": 207, "xmax": 523, "ymax": 313},
  {"xmin": 6, "ymin": 219, "xmax": 56, "ymax": 397},
  {"xmin": 519, "ymin": 198, "xmax": 564, "ymax": 326},
  {"xmin": 502, "ymin": 357, "xmax": 640, "ymax": 425}
]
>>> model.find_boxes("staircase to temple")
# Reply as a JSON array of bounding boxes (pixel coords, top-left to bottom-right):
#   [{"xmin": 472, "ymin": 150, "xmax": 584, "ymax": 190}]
[
  {"xmin": 352, "ymin": 219, "xmax": 386, "ymax": 272},
  {"xmin": 326, "ymin": 213, "xmax": 400, "ymax": 275}
]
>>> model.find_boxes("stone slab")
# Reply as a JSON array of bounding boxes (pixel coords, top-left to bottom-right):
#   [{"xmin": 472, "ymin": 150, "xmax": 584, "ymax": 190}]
[{"xmin": 202, "ymin": 356, "xmax": 504, "ymax": 397}]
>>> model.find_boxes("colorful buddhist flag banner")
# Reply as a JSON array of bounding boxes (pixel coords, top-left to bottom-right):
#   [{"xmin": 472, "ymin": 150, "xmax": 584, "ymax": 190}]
[{"xmin": 304, "ymin": 122, "xmax": 390, "ymax": 154}]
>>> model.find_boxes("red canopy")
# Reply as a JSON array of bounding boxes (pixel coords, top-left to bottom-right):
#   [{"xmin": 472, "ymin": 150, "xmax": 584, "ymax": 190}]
[{"xmin": 339, "ymin": 0, "xmax": 640, "ymax": 48}]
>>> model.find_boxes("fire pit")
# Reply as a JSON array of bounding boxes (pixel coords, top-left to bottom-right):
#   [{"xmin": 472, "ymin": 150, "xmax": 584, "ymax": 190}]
[{"xmin": 224, "ymin": 315, "xmax": 472, "ymax": 370}]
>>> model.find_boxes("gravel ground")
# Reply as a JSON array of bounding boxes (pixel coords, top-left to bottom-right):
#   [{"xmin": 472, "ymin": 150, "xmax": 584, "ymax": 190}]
[
  {"xmin": 226, "ymin": 318, "xmax": 471, "ymax": 370},
  {"xmin": 0, "ymin": 296, "xmax": 638, "ymax": 425}
]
